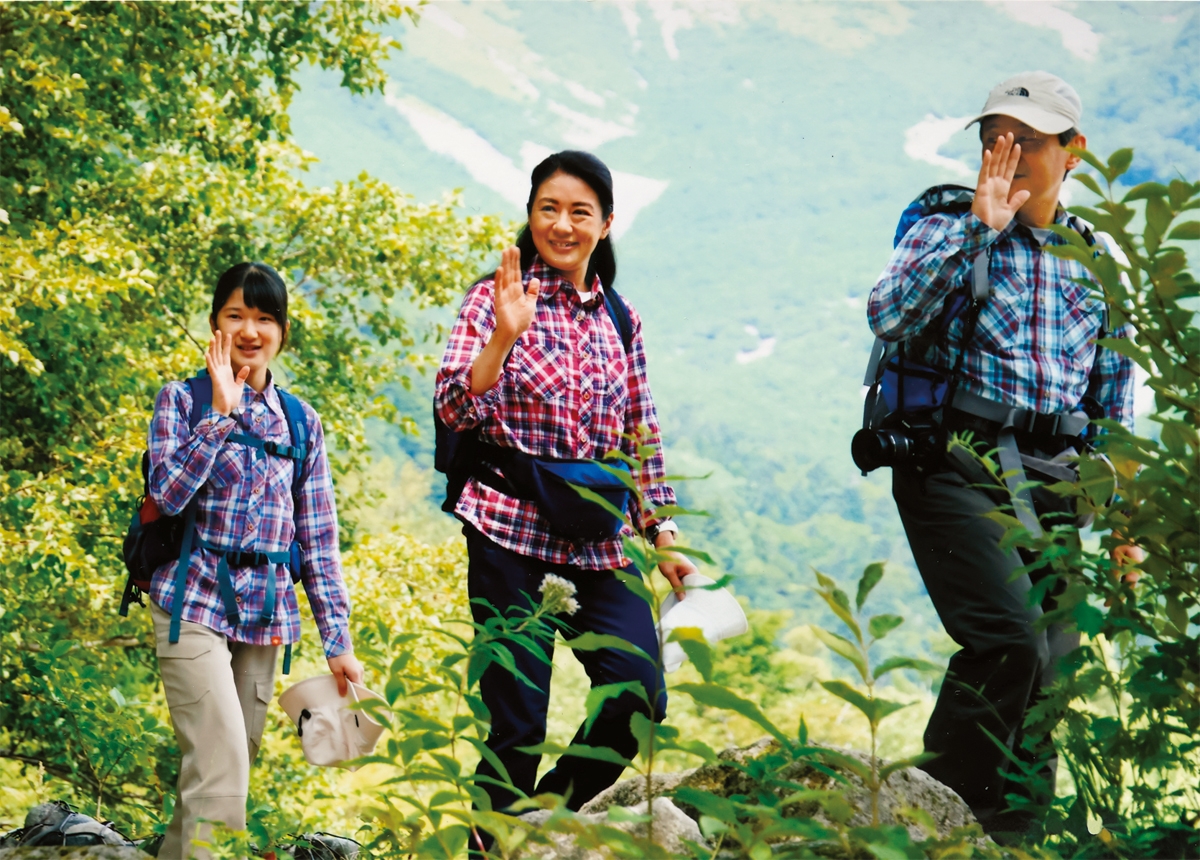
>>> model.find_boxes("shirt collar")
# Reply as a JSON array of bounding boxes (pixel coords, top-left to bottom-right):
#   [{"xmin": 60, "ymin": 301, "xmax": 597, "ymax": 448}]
[
  {"xmin": 527, "ymin": 255, "xmax": 605, "ymax": 303},
  {"xmin": 237, "ymin": 371, "xmax": 286, "ymax": 420}
]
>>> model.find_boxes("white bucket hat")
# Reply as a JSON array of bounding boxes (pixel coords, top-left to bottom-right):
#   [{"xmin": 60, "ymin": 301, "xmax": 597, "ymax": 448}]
[
  {"xmin": 657, "ymin": 572, "xmax": 749, "ymax": 673},
  {"xmin": 965, "ymin": 71, "xmax": 1082, "ymax": 135},
  {"xmin": 278, "ymin": 675, "xmax": 386, "ymax": 770}
]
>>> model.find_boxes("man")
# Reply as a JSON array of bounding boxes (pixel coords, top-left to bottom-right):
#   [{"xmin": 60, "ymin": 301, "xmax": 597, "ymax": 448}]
[{"xmin": 867, "ymin": 71, "xmax": 1137, "ymax": 837}]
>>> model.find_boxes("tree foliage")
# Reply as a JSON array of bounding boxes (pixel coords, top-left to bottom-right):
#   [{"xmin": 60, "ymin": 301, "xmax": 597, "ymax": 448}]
[{"xmin": 0, "ymin": 1, "xmax": 506, "ymax": 813}]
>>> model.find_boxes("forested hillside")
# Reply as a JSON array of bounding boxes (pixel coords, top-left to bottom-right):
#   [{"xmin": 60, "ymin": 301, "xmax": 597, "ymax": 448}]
[{"xmin": 287, "ymin": 0, "xmax": 1199, "ymax": 648}]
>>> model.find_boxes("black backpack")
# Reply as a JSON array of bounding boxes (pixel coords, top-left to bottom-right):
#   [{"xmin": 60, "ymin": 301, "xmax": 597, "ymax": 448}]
[
  {"xmin": 121, "ymin": 371, "xmax": 312, "ymax": 667},
  {"xmin": 434, "ymin": 285, "xmax": 634, "ymax": 513}
]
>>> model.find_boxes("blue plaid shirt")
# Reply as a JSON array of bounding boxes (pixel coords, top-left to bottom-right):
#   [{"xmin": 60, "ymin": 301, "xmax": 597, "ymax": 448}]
[
  {"xmin": 868, "ymin": 209, "xmax": 1135, "ymax": 428},
  {"xmin": 148, "ymin": 378, "xmax": 351, "ymax": 657}
]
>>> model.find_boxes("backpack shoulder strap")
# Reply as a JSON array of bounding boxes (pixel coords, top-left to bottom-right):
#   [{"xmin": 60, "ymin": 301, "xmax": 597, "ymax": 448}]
[
  {"xmin": 274, "ymin": 387, "xmax": 311, "ymax": 498},
  {"xmin": 602, "ymin": 287, "xmax": 634, "ymax": 355},
  {"xmin": 185, "ymin": 372, "xmax": 212, "ymax": 431}
]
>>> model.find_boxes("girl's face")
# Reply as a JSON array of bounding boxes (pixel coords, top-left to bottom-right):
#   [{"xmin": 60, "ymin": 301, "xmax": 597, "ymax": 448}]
[
  {"xmin": 210, "ymin": 288, "xmax": 285, "ymax": 380},
  {"xmin": 528, "ymin": 170, "xmax": 614, "ymax": 288}
]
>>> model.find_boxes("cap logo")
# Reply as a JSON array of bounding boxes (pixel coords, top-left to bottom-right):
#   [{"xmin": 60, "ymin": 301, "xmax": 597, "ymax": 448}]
[{"xmin": 1005, "ymin": 87, "xmax": 1030, "ymax": 97}]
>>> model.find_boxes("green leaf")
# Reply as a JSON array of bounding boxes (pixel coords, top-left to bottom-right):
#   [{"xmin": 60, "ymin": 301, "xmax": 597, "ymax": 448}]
[
  {"xmin": 1145, "ymin": 194, "xmax": 1173, "ymax": 255},
  {"xmin": 669, "ymin": 627, "xmax": 714, "ymax": 682},
  {"xmin": 582, "ymin": 681, "xmax": 648, "ymax": 735},
  {"xmin": 514, "ymin": 742, "xmax": 633, "ymax": 768},
  {"xmin": 614, "ymin": 568, "xmax": 655, "ymax": 606},
  {"xmin": 649, "ymin": 503, "xmax": 710, "ymax": 519},
  {"xmin": 659, "ymin": 544, "xmax": 715, "ymax": 564},
  {"xmin": 867, "ymin": 613, "xmax": 904, "ymax": 641},
  {"xmin": 1106, "ymin": 148, "xmax": 1134, "ymax": 179},
  {"xmin": 810, "ymin": 625, "xmax": 869, "ymax": 683},
  {"xmin": 1072, "ymin": 172, "xmax": 1105, "ymax": 199},
  {"xmin": 1167, "ymin": 221, "xmax": 1200, "ymax": 241},
  {"xmin": 877, "ymin": 752, "xmax": 939, "ymax": 782},
  {"xmin": 50, "ymin": 639, "xmax": 75, "ymax": 658},
  {"xmin": 1165, "ymin": 593, "xmax": 1189, "ymax": 635},
  {"xmin": 819, "ymin": 680, "xmax": 910, "ymax": 726},
  {"xmin": 855, "ymin": 562, "xmax": 885, "ymax": 611},
  {"xmin": 673, "ymin": 682, "xmax": 789, "ymax": 745},
  {"xmin": 568, "ymin": 483, "xmax": 630, "ymax": 522},
  {"xmin": 562, "ymin": 631, "xmax": 652, "ymax": 662},
  {"xmin": 872, "ymin": 656, "xmax": 943, "ymax": 680},
  {"xmin": 1122, "ymin": 181, "xmax": 1171, "ymax": 202},
  {"xmin": 1096, "ymin": 335, "xmax": 1152, "ymax": 373},
  {"xmin": 1067, "ymin": 146, "xmax": 1110, "ymax": 181}
]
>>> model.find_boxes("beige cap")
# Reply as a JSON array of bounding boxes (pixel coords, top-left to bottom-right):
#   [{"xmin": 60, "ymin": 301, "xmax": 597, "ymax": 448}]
[
  {"xmin": 965, "ymin": 71, "xmax": 1082, "ymax": 135},
  {"xmin": 278, "ymin": 675, "xmax": 385, "ymax": 770}
]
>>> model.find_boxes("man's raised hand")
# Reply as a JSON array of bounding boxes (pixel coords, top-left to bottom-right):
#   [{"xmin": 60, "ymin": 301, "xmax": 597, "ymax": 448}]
[
  {"xmin": 206, "ymin": 332, "xmax": 249, "ymax": 416},
  {"xmin": 972, "ymin": 132, "xmax": 1030, "ymax": 232},
  {"xmin": 492, "ymin": 246, "xmax": 540, "ymax": 342}
]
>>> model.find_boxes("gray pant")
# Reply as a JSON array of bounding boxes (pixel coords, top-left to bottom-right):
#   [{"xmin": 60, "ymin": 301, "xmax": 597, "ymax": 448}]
[{"xmin": 151, "ymin": 602, "xmax": 277, "ymax": 859}]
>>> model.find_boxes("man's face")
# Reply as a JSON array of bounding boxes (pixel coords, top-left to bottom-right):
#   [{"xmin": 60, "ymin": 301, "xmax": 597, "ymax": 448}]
[{"xmin": 980, "ymin": 115, "xmax": 1083, "ymax": 213}]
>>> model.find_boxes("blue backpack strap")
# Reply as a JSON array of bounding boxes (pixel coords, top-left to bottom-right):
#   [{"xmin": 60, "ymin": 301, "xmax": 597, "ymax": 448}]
[
  {"xmin": 274, "ymin": 387, "xmax": 310, "ymax": 497},
  {"xmin": 602, "ymin": 287, "xmax": 634, "ymax": 356}
]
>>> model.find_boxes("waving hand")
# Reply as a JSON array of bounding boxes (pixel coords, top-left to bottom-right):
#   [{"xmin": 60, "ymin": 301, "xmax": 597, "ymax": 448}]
[{"xmin": 972, "ymin": 132, "xmax": 1030, "ymax": 232}]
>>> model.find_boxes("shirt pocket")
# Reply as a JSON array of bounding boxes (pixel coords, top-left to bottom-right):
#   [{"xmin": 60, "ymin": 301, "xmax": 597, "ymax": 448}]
[
  {"xmin": 510, "ymin": 338, "xmax": 570, "ymax": 402},
  {"xmin": 602, "ymin": 353, "xmax": 629, "ymax": 415},
  {"xmin": 207, "ymin": 446, "xmax": 247, "ymax": 489},
  {"xmin": 1060, "ymin": 279, "xmax": 1103, "ymax": 374},
  {"xmin": 970, "ymin": 269, "xmax": 1028, "ymax": 358}
]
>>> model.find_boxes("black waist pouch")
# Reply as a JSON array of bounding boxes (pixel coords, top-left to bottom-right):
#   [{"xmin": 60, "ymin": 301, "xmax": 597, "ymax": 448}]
[{"xmin": 481, "ymin": 447, "xmax": 632, "ymax": 542}]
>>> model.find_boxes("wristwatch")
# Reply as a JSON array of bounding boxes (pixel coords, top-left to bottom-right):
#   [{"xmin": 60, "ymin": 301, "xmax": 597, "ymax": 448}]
[{"xmin": 646, "ymin": 519, "xmax": 679, "ymax": 543}]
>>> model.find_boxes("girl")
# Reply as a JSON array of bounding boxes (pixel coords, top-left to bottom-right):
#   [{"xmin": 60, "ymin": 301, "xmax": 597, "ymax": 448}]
[
  {"xmin": 148, "ymin": 262, "xmax": 362, "ymax": 859},
  {"xmin": 434, "ymin": 151, "xmax": 693, "ymax": 819}
]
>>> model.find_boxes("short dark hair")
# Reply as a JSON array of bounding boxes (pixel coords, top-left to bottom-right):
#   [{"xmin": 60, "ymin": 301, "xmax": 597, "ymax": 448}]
[
  {"xmin": 516, "ymin": 150, "xmax": 617, "ymax": 290},
  {"xmin": 211, "ymin": 262, "xmax": 290, "ymax": 347},
  {"xmin": 1057, "ymin": 127, "xmax": 1080, "ymax": 147}
]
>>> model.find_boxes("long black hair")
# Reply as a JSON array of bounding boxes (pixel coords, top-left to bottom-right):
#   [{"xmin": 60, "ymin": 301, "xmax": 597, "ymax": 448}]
[
  {"xmin": 516, "ymin": 150, "xmax": 617, "ymax": 290},
  {"xmin": 210, "ymin": 262, "xmax": 290, "ymax": 348}
]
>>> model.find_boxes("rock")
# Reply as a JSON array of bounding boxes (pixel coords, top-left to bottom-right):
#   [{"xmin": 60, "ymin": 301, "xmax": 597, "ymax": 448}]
[
  {"xmin": 518, "ymin": 797, "xmax": 706, "ymax": 859},
  {"xmin": 581, "ymin": 737, "xmax": 981, "ymax": 844}
]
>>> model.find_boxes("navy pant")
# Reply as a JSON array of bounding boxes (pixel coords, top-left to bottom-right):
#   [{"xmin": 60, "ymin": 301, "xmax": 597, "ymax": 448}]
[
  {"xmin": 893, "ymin": 467, "xmax": 1078, "ymax": 828},
  {"xmin": 465, "ymin": 526, "xmax": 667, "ymax": 814}
]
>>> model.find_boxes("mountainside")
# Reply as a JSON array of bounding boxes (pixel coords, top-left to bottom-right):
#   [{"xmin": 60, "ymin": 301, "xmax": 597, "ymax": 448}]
[{"xmin": 289, "ymin": 0, "xmax": 1199, "ymax": 649}]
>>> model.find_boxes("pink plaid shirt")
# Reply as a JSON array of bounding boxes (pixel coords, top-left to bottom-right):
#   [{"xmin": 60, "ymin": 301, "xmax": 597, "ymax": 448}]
[
  {"xmin": 148, "ymin": 378, "xmax": 351, "ymax": 657},
  {"xmin": 435, "ymin": 258, "xmax": 676, "ymax": 570}
]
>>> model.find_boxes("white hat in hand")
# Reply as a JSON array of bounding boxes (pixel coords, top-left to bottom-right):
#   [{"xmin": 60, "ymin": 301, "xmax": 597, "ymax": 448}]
[
  {"xmin": 657, "ymin": 572, "xmax": 749, "ymax": 673},
  {"xmin": 278, "ymin": 675, "xmax": 386, "ymax": 770}
]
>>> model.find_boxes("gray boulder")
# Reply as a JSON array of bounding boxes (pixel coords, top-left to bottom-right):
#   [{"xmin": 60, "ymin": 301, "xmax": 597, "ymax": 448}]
[
  {"xmin": 518, "ymin": 797, "xmax": 706, "ymax": 859},
  {"xmin": 581, "ymin": 737, "xmax": 981, "ymax": 843}
]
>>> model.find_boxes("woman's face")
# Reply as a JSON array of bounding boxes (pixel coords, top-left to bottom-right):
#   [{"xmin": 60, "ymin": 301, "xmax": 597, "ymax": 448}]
[
  {"xmin": 528, "ymin": 170, "xmax": 614, "ymax": 288},
  {"xmin": 211, "ymin": 288, "xmax": 285, "ymax": 379}
]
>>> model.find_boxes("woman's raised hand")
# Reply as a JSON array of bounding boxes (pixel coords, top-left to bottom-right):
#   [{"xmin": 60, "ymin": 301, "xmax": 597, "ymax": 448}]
[
  {"xmin": 206, "ymin": 331, "xmax": 250, "ymax": 416},
  {"xmin": 492, "ymin": 246, "xmax": 540, "ymax": 342},
  {"xmin": 972, "ymin": 131, "xmax": 1031, "ymax": 232}
]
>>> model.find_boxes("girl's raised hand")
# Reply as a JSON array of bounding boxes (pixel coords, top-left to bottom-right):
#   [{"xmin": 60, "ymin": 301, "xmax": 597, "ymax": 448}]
[
  {"xmin": 207, "ymin": 331, "xmax": 250, "ymax": 416},
  {"xmin": 492, "ymin": 246, "xmax": 540, "ymax": 341}
]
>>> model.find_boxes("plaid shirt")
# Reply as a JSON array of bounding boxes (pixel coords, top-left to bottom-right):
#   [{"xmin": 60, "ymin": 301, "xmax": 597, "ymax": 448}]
[
  {"xmin": 435, "ymin": 258, "xmax": 676, "ymax": 570},
  {"xmin": 148, "ymin": 378, "xmax": 351, "ymax": 657},
  {"xmin": 868, "ymin": 209, "xmax": 1135, "ymax": 428}
]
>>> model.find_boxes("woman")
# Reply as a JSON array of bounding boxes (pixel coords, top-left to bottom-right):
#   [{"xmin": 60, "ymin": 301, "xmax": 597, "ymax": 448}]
[
  {"xmin": 148, "ymin": 262, "xmax": 363, "ymax": 859},
  {"xmin": 434, "ymin": 151, "xmax": 693, "ymax": 817}
]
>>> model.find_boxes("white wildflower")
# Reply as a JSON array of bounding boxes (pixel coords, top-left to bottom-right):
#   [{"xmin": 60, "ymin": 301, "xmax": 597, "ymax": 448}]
[{"xmin": 538, "ymin": 574, "xmax": 580, "ymax": 616}]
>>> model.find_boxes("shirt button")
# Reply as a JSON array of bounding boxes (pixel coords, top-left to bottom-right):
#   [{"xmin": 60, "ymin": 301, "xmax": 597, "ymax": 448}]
[
  {"xmin": 582, "ymin": 390, "xmax": 592, "ymax": 402},
  {"xmin": 253, "ymin": 486, "xmax": 262, "ymax": 496},
  {"xmin": 575, "ymin": 310, "xmax": 585, "ymax": 322},
  {"xmin": 247, "ymin": 522, "xmax": 257, "ymax": 533},
  {"xmin": 235, "ymin": 595, "xmax": 242, "ymax": 604}
]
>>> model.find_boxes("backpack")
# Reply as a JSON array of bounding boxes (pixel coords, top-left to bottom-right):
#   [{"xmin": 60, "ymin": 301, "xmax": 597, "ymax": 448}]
[
  {"xmin": 434, "ymin": 282, "xmax": 635, "ymax": 515},
  {"xmin": 853, "ymin": 185, "xmax": 1104, "ymax": 536},
  {"xmin": 121, "ymin": 371, "xmax": 311, "ymax": 670},
  {"xmin": 0, "ymin": 801, "xmax": 131, "ymax": 848}
]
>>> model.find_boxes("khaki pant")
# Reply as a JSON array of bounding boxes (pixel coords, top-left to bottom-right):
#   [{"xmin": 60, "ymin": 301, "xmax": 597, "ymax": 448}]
[{"xmin": 152, "ymin": 602, "xmax": 277, "ymax": 860}]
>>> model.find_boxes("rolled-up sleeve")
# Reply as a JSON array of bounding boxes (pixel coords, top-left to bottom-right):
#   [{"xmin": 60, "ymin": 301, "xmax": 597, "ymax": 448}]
[
  {"xmin": 435, "ymin": 279, "xmax": 505, "ymax": 430},
  {"xmin": 149, "ymin": 382, "xmax": 238, "ymax": 516},
  {"xmin": 868, "ymin": 212, "xmax": 999, "ymax": 341},
  {"xmin": 294, "ymin": 406, "xmax": 351, "ymax": 658}
]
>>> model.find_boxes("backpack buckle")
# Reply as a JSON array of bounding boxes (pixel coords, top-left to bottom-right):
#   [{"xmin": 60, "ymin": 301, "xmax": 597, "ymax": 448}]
[
  {"xmin": 263, "ymin": 440, "xmax": 302, "ymax": 459},
  {"xmin": 226, "ymin": 550, "xmax": 268, "ymax": 568}
]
